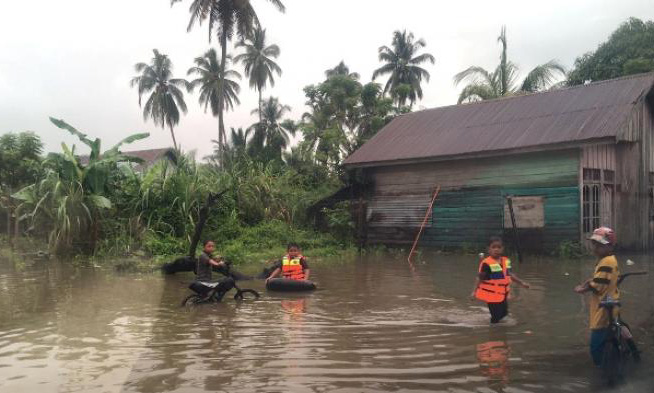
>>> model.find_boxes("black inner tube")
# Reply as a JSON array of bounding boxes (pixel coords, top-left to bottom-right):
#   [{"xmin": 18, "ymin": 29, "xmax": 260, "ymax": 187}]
[
  {"xmin": 266, "ymin": 278, "xmax": 316, "ymax": 292},
  {"xmin": 234, "ymin": 289, "xmax": 261, "ymax": 300}
]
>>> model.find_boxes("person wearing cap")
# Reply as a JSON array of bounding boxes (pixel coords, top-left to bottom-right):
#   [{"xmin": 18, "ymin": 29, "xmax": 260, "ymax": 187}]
[{"xmin": 573, "ymin": 227, "xmax": 639, "ymax": 365}]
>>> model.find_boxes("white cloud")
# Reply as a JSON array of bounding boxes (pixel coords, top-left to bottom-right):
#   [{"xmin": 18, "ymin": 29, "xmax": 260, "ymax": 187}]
[{"xmin": 0, "ymin": 0, "xmax": 653, "ymax": 158}]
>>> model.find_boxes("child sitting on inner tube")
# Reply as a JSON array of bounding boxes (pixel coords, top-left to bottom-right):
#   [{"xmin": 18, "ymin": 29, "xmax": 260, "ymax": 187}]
[
  {"xmin": 470, "ymin": 236, "xmax": 530, "ymax": 324},
  {"xmin": 266, "ymin": 242, "xmax": 311, "ymax": 283}
]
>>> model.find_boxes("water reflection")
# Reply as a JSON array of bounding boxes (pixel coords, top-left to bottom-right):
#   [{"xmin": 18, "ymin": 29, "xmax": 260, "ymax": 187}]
[
  {"xmin": 476, "ymin": 335, "xmax": 510, "ymax": 389},
  {"xmin": 0, "ymin": 252, "xmax": 652, "ymax": 392}
]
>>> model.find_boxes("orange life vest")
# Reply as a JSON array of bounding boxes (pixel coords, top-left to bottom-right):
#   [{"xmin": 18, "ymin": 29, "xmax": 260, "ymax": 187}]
[
  {"xmin": 281, "ymin": 255, "xmax": 305, "ymax": 280},
  {"xmin": 475, "ymin": 256, "xmax": 512, "ymax": 303}
]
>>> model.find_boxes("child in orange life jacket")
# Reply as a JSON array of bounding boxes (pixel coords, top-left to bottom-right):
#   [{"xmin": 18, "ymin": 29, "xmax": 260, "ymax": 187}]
[
  {"xmin": 266, "ymin": 242, "xmax": 310, "ymax": 282},
  {"xmin": 470, "ymin": 236, "xmax": 530, "ymax": 323}
]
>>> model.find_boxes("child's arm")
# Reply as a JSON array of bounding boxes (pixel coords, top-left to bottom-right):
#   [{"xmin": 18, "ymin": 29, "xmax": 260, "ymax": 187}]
[
  {"xmin": 509, "ymin": 272, "xmax": 530, "ymax": 289},
  {"xmin": 208, "ymin": 256, "xmax": 225, "ymax": 268},
  {"xmin": 266, "ymin": 267, "xmax": 281, "ymax": 282},
  {"xmin": 574, "ymin": 278, "xmax": 592, "ymax": 294},
  {"xmin": 470, "ymin": 274, "xmax": 483, "ymax": 299},
  {"xmin": 300, "ymin": 257, "xmax": 310, "ymax": 280}
]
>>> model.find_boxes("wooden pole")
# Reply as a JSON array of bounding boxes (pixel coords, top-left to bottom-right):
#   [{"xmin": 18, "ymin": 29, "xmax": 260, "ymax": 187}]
[
  {"xmin": 408, "ymin": 186, "xmax": 441, "ymax": 266},
  {"xmin": 507, "ymin": 196, "xmax": 523, "ymax": 263},
  {"xmin": 188, "ymin": 189, "xmax": 228, "ymax": 259}
]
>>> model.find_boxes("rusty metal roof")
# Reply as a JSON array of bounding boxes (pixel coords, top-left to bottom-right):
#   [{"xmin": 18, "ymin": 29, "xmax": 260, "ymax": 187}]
[
  {"xmin": 344, "ymin": 73, "xmax": 654, "ymax": 167},
  {"xmin": 79, "ymin": 147, "xmax": 170, "ymax": 170}
]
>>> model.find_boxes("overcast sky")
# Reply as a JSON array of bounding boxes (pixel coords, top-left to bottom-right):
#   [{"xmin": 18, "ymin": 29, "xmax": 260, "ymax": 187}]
[{"xmin": 1, "ymin": 0, "xmax": 653, "ymax": 159}]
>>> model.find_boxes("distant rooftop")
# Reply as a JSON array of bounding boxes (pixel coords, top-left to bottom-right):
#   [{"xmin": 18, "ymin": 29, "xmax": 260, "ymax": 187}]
[
  {"xmin": 79, "ymin": 147, "xmax": 171, "ymax": 171},
  {"xmin": 345, "ymin": 73, "xmax": 654, "ymax": 167}
]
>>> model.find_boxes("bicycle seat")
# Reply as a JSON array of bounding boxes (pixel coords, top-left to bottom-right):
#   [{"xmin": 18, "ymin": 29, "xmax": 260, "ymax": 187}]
[{"xmin": 197, "ymin": 281, "xmax": 222, "ymax": 288}]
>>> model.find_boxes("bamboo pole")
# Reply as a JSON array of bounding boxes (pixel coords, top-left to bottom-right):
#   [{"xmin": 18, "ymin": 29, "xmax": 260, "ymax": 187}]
[
  {"xmin": 506, "ymin": 196, "xmax": 523, "ymax": 263},
  {"xmin": 407, "ymin": 186, "xmax": 441, "ymax": 266}
]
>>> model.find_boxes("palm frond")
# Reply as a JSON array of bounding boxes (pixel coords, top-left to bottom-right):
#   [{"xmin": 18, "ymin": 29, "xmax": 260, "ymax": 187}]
[
  {"xmin": 520, "ymin": 60, "xmax": 567, "ymax": 92},
  {"xmin": 457, "ymin": 83, "xmax": 497, "ymax": 104}
]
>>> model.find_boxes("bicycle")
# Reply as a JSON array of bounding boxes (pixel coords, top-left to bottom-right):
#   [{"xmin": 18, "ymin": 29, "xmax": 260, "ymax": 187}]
[
  {"xmin": 181, "ymin": 261, "xmax": 260, "ymax": 307},
  {"xmin": 598, "ymin": 271, "xmax": 646, "ymax": 386}
]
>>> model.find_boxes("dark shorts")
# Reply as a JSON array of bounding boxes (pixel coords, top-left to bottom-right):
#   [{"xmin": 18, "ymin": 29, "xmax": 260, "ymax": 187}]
[
  {"xmin": 487, "ymin": 300, "xmax": 508, "ymax": 324},
  {"xmin": 590, "ymin": 328, "xmax": 608, "ymax": 366}
]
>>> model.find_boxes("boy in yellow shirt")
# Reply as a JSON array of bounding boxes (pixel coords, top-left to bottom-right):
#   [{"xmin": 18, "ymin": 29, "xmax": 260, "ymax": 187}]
[{"xmin": 574, "ymin": 227, "xmax": 639, "ymax": 365}]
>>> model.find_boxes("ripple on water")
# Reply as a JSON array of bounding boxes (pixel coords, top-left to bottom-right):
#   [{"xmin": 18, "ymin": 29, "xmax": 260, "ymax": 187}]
[{"xmin": 0, "ymin": 255, "xmax": 653, "ymax": 392}]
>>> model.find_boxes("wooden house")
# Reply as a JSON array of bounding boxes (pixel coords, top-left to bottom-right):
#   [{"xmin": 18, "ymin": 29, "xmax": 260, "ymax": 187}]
[{"xmin": 344, "ymin": 73, "xmax": 654, "ymax": 251}]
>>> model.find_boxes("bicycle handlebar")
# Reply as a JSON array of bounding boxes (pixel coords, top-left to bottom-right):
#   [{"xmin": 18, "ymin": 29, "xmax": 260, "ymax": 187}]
[{"xmin": 617, "ymin": 271, "xmax": 648, "ymax": 285}]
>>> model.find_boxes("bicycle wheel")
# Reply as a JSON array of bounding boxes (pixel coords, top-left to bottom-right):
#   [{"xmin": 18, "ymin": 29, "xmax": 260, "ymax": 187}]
[
  {"xmin": 181, "ymin": 294, "xmax": 204, "ymax": 308},
  {"xmin": 234, "ymin": 288, "xmax": 260, "ymax": 300},
  {"xmin": 601, "ymin": 338, "xmax": 623, "ymax": 386}
]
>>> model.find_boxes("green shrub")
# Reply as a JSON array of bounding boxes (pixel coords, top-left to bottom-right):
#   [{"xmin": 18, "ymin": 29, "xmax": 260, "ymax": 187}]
[
  {"xmin": 556, "ymin": 241, "xmax": 587, "ymax": 259},
  {"xmin": 142, "ymin": 231, "xmax": 187, "ymax": 257}
]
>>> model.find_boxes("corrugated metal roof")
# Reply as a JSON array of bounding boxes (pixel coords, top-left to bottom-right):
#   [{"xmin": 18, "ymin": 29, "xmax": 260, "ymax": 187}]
[
  {"xmin": 79, "ymin": 147, "xmax": 170, "ymax": 170},
  {"xmin": 344, "ymin": 73, "xmax": 654, "ymax": 167}
]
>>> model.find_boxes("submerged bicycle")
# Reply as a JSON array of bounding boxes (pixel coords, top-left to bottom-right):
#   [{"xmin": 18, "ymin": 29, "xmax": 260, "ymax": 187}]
[
  {"xmin": 599, "ymin": 271, "xmax": 646, "ymax": 386},
  {"xmin": 181, "ymin": 261, "xmax": 260, "ymax": 307}
]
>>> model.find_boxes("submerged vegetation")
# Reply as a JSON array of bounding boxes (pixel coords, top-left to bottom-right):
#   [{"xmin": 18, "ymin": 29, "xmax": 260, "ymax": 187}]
[{"xmin": 1, "ymin": 11, "xmax": 651, "ymax": 262}]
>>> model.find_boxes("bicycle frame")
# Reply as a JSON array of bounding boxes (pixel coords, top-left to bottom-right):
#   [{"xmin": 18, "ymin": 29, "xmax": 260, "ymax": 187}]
[{"xmin": 597, "ymin": 271, "xmax": 647, "ymax": 385}]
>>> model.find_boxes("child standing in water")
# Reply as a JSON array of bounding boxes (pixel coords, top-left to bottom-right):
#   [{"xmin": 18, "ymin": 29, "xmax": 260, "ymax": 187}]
[
  {"xmin": 470, "ymin": 236, "xmax": 530, "ymax": 323},
  {"xmin": 573, "ymin": 227, "xmax": 640, "ymax": 365}
]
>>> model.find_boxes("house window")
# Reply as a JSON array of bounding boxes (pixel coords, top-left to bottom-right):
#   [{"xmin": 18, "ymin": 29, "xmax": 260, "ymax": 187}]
[
  {"xmin": 583, "ymin": 168, "xmax": 601, "ymax": 182},
  {"xmin": 603, "ymin": 170, "xmax": 615, "ymax": 184},
  {"xmin": 582, "ymin": 184, "xmax": 601, "ymax": 233},
  {"xmin": 582, "ymin": 168, "xmax": 614, "ymax": 233}
]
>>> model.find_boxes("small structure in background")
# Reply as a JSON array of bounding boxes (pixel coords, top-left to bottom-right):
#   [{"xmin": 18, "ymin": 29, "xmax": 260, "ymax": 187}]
[
  {"xmin": 79, "ymin": 147, "xmax": 171, "ymax": 173},
  {"xmin": 344, "ymin": 73, "xmax": 654, "ymax": 251}
]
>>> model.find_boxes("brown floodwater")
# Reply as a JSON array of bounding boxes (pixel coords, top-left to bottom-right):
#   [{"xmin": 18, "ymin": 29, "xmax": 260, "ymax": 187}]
[{"xmin": 0, "ymin": 251, "xmax": 653, "ymax": 393}]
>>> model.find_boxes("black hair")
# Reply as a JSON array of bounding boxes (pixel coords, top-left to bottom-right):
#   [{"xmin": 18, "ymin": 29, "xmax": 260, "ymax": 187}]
[
  {"xmin": 203, "ymin": 240, "xmax": 214, "ymax": 247},
  {"xmin": 287, "ymin": 242, "xmax": 300, "ymax": 250},
  {"xmin": 488, "ymin": 236, "xmax": 503, "ymax": 246}
]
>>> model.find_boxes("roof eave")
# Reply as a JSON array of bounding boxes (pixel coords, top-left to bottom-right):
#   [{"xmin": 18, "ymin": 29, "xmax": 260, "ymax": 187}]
[{"xmin": 344, "ymin": 137, "xmax": 618, "ymax": 169}]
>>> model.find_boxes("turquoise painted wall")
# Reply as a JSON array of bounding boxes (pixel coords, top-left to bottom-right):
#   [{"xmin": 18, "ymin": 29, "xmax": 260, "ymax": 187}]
[{"xmin": 421, "ymin": 150, "xmax": 580, "ymax": 249}]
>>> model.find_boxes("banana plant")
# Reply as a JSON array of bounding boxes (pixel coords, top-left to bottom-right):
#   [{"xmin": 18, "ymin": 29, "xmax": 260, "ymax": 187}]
[{"xmin": 12, "ymin": 118, "xmax": 150, "ymax": 254}]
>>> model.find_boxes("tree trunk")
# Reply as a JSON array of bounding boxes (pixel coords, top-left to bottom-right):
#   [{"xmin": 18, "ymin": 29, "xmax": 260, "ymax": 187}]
[
  {"xmin": 169, "ymin": 125, "xmax": 178, "ymax": 151},
  {"xmin": 187, "ymin": 189, "xmax": 227, "ymax": 259},
  {"xmin": 258, "ymin": 88, "xmax": 263, "ymax": 124},
  {"xmin": 218, "ymin": 32, "xmax": 228, "ymax": 166},
  {"xmin": 6, "ymin": 187, "xmax": 12, "ymax": 249},
  {"xmin": 14, "ymin": 205, "xmax": 20, "ymax": 238}
]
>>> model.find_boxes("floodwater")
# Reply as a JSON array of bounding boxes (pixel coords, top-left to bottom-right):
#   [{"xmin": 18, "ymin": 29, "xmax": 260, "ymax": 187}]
[{"xmin": 0, "ymin": 251, "xmax": 653, "ymax": 393}]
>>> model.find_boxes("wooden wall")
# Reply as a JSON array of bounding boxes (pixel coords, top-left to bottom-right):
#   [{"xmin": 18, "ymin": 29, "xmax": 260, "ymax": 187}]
[
  {"xmin": 365, "ymin": 150, "xmax": 580, "ymax": 250},
  {"xmin": 615, "ymin": 96, "xmax": 654, "ymax": 249}
]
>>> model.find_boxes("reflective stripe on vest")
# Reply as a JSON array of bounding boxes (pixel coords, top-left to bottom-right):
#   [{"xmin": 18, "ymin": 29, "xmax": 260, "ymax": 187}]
[
  {"xmin": 282, "ymin": 255, "xmax": 305, "ymax": 280},
  {"xmin": 475, "ymin": 256, "xmax": 511, "ymax": 303}
]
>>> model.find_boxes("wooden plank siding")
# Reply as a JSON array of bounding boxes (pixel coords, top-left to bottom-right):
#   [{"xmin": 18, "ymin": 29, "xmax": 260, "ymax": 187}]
[
  {"xmin": 614, "ymin": 97, "xmax": 654, "ymax": 249},
  {"xmin": 365, "ymin": 150, "xmax": 580, "ymax": 250},
  {"xmin": 582, "ymin": 144, "xmax": 617, "ymax": 170}
]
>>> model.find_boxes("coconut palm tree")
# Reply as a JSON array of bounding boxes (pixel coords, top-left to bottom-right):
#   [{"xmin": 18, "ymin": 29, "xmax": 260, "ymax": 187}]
[
  {"xmin": 372, "ymin": 30, "xmax": 435, "ymax": 107},
  {"xmin": 454, "ymin": 26, "xmax": 566, "ymax": 103},
  {"xmin": 130, "ymin": 49, "xmax": 188, "ymax": 150},
  {"xmin": 188, "ymin": 48, "xmax": 242, "ymax": 151},
  {"xmin": 234, "ymin": 27, "xmax": 282, "ymax": 122},
  {"xmin": 250, "ymin": 97, "xmax": 294, "ymax": 160},
  {"xmin": 171, "ymin": 0, "xmax": 285, "ymax": 151},
  {"xmin": 325, "ymin": 61, "xmax": 360, "ymax": 80}
]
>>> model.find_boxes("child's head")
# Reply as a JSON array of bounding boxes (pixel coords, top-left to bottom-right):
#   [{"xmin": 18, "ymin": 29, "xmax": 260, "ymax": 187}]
[
  {"xmin": 487, "ymin": 236, "xmax": 504, "ymax": 258},
  {"xmin": 287, "ymin": 242, "xmax": 301, "ymax": 257},
  {"xmin": 589, "ymin": 227, "xmax": 615, "ymax": 257},
  {"xmin": 203, "ymin": 240, "xmax": 215, "ymax": 254}
]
